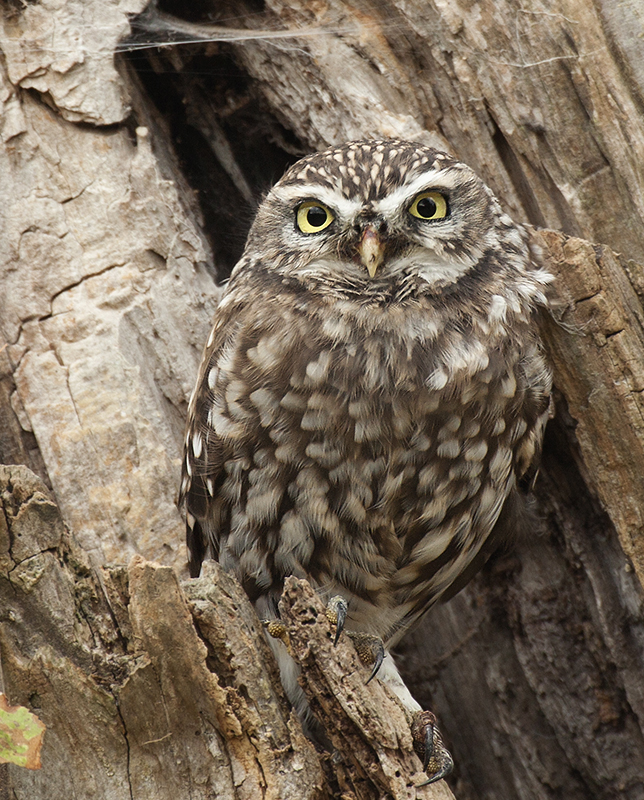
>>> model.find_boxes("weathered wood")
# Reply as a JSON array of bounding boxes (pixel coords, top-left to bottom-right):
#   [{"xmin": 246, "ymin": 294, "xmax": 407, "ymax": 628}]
[
  {"xmin": 0, "ymin": 464, "xmax": 455, "ymax": 799},
  {"xmin": 0, "ymin": 1, "xmax": 220, "ymax": 569},
  {"xmin": 279, "ymin": 578, "xmax": 456, "ymax": 800},
  {"xmin": 0, "ymin": 465, "xmax": 327, "ymax": 799},
  {"xmin": 539, "ymin": 230, "xmax": 644, "ymax": 583}
]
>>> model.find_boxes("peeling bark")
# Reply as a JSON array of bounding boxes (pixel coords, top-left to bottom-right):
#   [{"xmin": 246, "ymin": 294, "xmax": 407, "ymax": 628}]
[
  {"xmin": 0, "ymin": 465, "xmax": 452, "ymax": 799},
  {"xmin": 1, "ymin": 0, "xmax": 146, "ymax": 125},
  {"xmin": 0, "ymin": 57, "xmax": 219, "ymax": 569},
  {"xmin": 279, "ymin": 578, "xmax": 456, "ymax": 800}
]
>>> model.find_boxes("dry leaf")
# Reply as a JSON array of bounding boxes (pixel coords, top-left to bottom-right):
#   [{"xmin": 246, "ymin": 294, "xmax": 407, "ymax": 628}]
[{"xmin": 0, "ymin": 693, "xmax": 45, "ymax": 769}]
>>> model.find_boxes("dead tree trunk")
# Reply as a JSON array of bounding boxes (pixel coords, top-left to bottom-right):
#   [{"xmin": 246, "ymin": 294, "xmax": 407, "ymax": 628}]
[{"xmin": 1, "ymin": 1, "xmax": 644, "ymax": 798}]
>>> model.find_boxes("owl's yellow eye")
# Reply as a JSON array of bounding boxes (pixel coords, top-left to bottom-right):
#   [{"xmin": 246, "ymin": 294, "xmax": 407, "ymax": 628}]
[
  {"xmin": 296, "ymin": 201, "xmax": 334, "ymax": 233},
  {"xmin": 408, "ymin": 191, "xmax": 448, "ymax": 221}
]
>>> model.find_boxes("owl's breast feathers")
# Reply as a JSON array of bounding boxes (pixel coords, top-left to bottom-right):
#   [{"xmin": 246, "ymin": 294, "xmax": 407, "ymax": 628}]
[{"xmin": 182, "ymin": 275, "xmax": 551, "ymax": 641}]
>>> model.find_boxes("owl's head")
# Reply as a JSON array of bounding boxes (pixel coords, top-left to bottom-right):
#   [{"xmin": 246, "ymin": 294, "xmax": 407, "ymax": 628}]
[{"xmin": 241, "ymin": 139, "xmax": 530, "ymax": 299}]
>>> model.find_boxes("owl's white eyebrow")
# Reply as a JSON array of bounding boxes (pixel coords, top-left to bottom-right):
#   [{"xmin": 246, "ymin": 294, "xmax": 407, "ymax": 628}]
[
  {"xmin": 272, "ymin": 184, "xmax": 361, "ymax": 219},
  {"xmin": 372, "ymin": 168, "xmax": 465, "ymax": 217}
]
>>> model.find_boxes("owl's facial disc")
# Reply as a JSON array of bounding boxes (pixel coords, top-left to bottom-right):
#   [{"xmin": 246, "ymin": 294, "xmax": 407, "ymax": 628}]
[{"xmin": 264, "ymin": 154, "xmax": 500, "ymax": 290}]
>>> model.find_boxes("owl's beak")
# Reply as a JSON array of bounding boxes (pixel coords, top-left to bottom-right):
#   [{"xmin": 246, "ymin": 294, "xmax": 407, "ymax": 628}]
[{"xmin": 358, "ymin": 227, "xmax": 385, "ymax": 278}]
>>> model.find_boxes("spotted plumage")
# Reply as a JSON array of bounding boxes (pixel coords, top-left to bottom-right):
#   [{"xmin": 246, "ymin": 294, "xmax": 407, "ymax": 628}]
[{"xmin": 181, "ymin": 139, "xmax": 552, "ymax": 748}]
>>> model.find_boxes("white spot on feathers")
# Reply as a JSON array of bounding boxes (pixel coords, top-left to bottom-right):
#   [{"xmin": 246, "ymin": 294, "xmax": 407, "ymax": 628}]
[
  {"xmin": 249, "ymin": 388, "xmax": 280, "ymax": 427},
  {"xmin": 305, "ymin": 351, "xmax": 332, "ymax": 384},
  {"xmin": 437, "ymin": 439, "xmax": 461, "ymax": 459},
  {"xmin": 208, "ymin": 367, "xmax": 219, "ymax": 390},
  {"xmin": 192, "ymin": 431, "xmax": 202, "ymax": 459},
  {"xmin": 464, "ymin": 440, "xmax": 488, "ymax": 462}
]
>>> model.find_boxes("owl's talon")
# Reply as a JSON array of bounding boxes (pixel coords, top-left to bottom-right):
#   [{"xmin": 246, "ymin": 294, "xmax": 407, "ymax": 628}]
[
  {"xmin": 411, "ymin": 710, "xmax": 454, "ymax": 785},
  {"xmin": 365, "ymin": 651, "xmax": 384, "ymax": 684},
  {"xmin": 421, "ymin": 721, "xmax": 434, "ymax": 772},
  {"xmin": 346, "ymin": 631, "xmax": 385, "ymax": 682},
  {"xmin": 325, "ymin": 595, "xmax": 348, "ymax": 645}
]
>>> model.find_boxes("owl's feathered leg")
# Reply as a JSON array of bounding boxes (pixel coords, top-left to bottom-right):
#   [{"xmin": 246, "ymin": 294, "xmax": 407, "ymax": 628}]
[
  {"xmin": 325, "ymin": 597, "xmax": 454, "ymax": 784},
  {"xmin": 263, "ymin": 620, "xmax": 331, "ymax": 745}
]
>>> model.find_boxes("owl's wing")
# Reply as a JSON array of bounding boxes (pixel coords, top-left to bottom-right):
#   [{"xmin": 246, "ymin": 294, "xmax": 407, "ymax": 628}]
[
  {"xmin": 180, "ymin": 296, "xmax": 246, "ymax": 577},
  {"xmin": 439, "ymin": 352, "xmax": 553, "ymax": 605}
]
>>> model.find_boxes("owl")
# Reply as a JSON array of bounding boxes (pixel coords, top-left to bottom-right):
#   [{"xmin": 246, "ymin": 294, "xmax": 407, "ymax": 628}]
[{"xmin": 181, "ymin": 139, "xmax": 552, "ymax": 782}]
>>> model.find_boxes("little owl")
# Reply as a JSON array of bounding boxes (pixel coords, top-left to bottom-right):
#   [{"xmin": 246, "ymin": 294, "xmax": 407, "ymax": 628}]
[{"xmin": 181, "ymin": 139, "xmax": 552, "ymax": 783}]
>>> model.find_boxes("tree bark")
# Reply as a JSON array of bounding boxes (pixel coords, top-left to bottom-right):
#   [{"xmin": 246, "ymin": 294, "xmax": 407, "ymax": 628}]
[
  {"xmin": 1, "ymin": 0, "xmax": 644, "ymax": 798},
  {"xmin": 0, "ymin": 463, "xmax": 455, "ymax": 800}
]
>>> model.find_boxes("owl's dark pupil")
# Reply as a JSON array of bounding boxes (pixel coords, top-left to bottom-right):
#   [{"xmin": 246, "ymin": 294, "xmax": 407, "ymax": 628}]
[
  {"xmin": 307, "ymin": 206, "xmax": 328, "ymax": 227},
  {"xmin": 416, "ymin": 197, "xmax": 437, "ymax": 218}
]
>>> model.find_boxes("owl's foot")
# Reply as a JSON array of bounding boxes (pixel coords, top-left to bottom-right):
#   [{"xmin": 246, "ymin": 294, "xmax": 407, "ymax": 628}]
[
  {"xmin": 346, "ymin": 631, "xmax": 385, "ymax": 683},
  {"xmin": 411, "ymin": 710, "xmax": 454, "ymax": 785},
  {"xmin": 263, "ymin": 619, "xmax": 291, "ymax": 651},
  {"xmin": 325, "ymin": 596, "xmax": 385, "ymax": 682}
]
